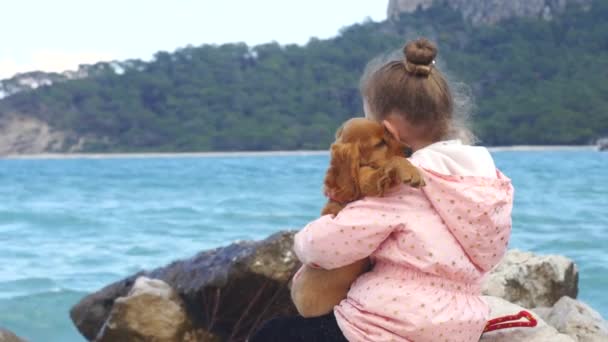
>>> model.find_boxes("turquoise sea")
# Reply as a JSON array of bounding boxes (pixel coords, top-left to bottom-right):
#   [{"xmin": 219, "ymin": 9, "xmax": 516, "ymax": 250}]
[{"xmin": 0, "ymin": 150, "xmax": 607, "ymax": 341}]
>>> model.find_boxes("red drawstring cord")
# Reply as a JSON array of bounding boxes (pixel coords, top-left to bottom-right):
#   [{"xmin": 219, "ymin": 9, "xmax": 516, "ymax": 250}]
[{"xmin": 484, "ymin": 310, "xmax": 538, "ymax": 333}]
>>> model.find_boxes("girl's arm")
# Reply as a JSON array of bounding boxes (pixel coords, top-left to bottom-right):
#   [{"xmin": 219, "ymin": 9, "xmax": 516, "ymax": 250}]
[{"xmin": 294, "ymin": 198, "xmax": 398, "ymax": 269}]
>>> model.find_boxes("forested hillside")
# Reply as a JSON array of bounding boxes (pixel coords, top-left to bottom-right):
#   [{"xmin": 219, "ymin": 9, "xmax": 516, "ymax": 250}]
[{"xmin": 1, "ymin": 0, "xmax": 606, "ymax": 152}]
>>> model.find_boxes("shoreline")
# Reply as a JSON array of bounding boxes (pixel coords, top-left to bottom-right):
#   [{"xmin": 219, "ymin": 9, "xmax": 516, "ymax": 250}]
[
  {"xmin": 1, "ymin": 145, "xmax": 598, "ymax": 160},
  {"xmin": 488, "ymin": 145, "xmax": 597, "ymax": 152}
]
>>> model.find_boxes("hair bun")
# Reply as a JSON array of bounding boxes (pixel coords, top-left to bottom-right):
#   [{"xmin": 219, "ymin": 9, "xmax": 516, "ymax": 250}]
[{"xmin": 404, "ymin": 38, "xmax": 437, "ymax": 66}]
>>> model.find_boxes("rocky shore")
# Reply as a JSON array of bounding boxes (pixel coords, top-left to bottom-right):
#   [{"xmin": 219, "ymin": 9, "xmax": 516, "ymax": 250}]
[{"xmin": 66, "ymin": 231, "xmax": 607, "ymax": 342}]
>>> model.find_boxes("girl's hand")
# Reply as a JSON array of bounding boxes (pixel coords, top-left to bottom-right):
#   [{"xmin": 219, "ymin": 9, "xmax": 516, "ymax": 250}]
[{"xmin": 290, "ymin": 259, "xmax": 370, "ymax": 318}]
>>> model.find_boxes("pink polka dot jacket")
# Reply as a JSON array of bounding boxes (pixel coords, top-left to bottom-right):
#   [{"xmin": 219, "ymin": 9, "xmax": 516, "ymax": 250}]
[{"xmin": 294, "ymin": 141, "xmax": 514, "ymax": 341}]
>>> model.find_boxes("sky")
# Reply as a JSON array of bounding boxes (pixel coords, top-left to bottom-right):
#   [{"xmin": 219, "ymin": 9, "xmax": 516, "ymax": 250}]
[{"xmin": 0, "ymin": 0, "xmax": 387, "ymax": 79}]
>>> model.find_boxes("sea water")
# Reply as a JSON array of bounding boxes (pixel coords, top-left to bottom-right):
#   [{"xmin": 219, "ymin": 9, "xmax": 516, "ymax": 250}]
[{"xmin": 0, "ymin": 150, "xmax": 606, "ymax": 341}]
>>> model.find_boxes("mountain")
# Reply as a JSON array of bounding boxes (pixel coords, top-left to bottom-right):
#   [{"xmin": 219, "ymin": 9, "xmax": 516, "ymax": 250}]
[
  {"xmin": 0, "ymin": 0, "xmax": 607, "ymax": 153},
  {"xmin": 387, "ymin": 0, "xmax": 593, "ymax": 25}
]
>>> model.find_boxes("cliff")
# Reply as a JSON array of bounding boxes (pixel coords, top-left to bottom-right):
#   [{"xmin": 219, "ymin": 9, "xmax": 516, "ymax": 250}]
[
  {"xmin": 387, "ymin": 0, "xmax": 592, "ymax": 25},
  {"xmin": 0, "ymin": 114, "xmax": 90, "ymax": 155}
]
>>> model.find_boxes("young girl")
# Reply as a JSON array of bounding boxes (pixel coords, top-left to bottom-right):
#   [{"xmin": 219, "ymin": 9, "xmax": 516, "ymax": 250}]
[{"xmin": 250, "ymin": 38, "xmax": 513, "ymax": 342}]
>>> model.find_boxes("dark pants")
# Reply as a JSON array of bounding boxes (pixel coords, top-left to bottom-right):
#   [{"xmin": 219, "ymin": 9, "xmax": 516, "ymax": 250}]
[{"xmin": 249, "ymin": 312, "xmax": 348, "ymax": 342}]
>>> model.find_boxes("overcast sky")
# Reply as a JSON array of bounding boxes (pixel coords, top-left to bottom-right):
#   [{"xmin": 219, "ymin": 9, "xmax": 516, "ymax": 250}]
[{"xmin": 0, "ymin": 0, "xmax": 387, "ymax": 79}]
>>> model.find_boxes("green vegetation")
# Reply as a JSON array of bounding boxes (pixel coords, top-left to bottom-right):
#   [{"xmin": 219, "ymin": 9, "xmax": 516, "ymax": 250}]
[{"xmin": 0, "ymin": 0, "xmax": 606, "ymax": 151}]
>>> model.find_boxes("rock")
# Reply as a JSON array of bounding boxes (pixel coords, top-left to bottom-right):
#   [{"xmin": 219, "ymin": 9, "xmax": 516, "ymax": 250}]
[
  {"xmin": 95, "ymin": 277, "xmax": 201, "ymax": 342},
  {"xmin": 70, "ymin": 231, "xmax": 300, "ymax": 341},
  {"xmin": 480, "ymin": 296, "xmax": 575, "ymax": 342},
  {"xmin": 70, "ymin": 272, "xmax": 144, "ymax": 340},
  {"xmin": 482, "ymin": 249, "xmax": 578, "ymax": 308},
  {"xmin": 541, "ymin": 296, "xmax": 608, "ymax": 342},
  {"xmin": 532, "ymin": 306, "xmax": 552, "ymax": 322},
  {"xmin": 0, "ymin": 328, "xmax": 26, "ymax": 342},
  {"xmin": 387, "ymin": 0, "xmax": 592, "ymax": 25},
  {"xmin": 72, "ymin": 231, "xmax": 601, "ymax": 342},
  {"xmin": 597, "ymin": 138, "xmax": 608, "ymax": 151},
  {"xmin": 388, "ymin": 0, "xmax": 435, "ymax": 16}
]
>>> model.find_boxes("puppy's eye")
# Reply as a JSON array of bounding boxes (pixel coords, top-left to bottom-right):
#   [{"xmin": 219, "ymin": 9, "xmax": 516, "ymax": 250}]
[{"xmin": 374, "ymin": 140, "xmax": 386, "ymax": 148}]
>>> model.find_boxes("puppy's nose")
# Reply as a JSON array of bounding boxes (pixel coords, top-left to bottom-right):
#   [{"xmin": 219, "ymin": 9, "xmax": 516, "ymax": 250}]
[{"xmin": 403, "ymin": 147, "xmax": 413, "ymax": 157}]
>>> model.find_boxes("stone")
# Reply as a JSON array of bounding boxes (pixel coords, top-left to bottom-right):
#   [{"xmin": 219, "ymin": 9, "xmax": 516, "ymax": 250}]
[
  {"xmin": 480, "ymin": 296, "xmax": 575, "ymax": 342},
  {"xmin": 532, "ymin": 306, "xmax": 553, "ymax": 322},
  {"xmin": 388, "ymin": 0, "xmax": 435, "ymax": 16},
  {"xmin": 482, "ymin": 249, "xmax": 578, "ymax": 308},
  {"xmin": 541, "ymin": 296, "xmax": 608, "ymax": 342},
  {"xmin": 597, "ymin": 138, "xmax": 608, "ymax": 151},
  {"xmin": 0, "ymin": 328, "xmax": 26, "ymax": 342},
  {"xmin": 95, "ymin": 277, "xmax": 197, "ymax": 342},
  {"xmin": 387, "ymin": 0, "xmax": 592, "ymax": 25},
  {"xmin": 72, "ymin": 231, "xmax": 603, "ymax": 342},
  {"xmin": 70, "ymin": 231, "xmax": 300, "ymax": 341},
  {"xmin": 70, "ymin": 272, "xmax": 143, "ymax": 340}
]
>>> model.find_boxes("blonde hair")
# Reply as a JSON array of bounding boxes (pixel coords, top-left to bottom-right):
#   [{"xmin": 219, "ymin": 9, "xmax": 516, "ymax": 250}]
[{"xmin": 360, "ymin": 38, "xmax": 475, "ymax": 144}]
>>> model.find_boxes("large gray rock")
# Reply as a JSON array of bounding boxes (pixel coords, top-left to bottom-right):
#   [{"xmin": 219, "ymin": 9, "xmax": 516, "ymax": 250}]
[
  {"xmin": 0, "ymin": 329, "xmax": 26, "ymax": 342},
  {"xmin": 480, "ymin": 296, "xmax": 574, "ymax": 342},
  {"xmin": 72, "ymin": 231, "xmax": 600, "ymax": 342},
  {"xmin": 482, "ymin": 249, "xmax": 578, "ymax": 308},
  {"xmin": 540, "ymin": 296, "xmax": 608, "ymax": 342},
  {"xmin": 95, "ymin": 277, "xmax": 203, "ymax": 342},
  {"xmin": 531, "ymin": 306, "xmax": 553, "ymax": 322},
  {"xmin": 71, "ymin": 231, "xmax": 300, "ymax": 341},
  {"xmin": 387, "ymin": 0, "xmax": 592, "ymax": 25}
]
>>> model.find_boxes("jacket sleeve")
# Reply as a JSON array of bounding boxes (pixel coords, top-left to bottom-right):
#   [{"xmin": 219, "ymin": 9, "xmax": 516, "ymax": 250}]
[{"xmin": 293, "ymin": 198, "xmax": 399, "ymax": 270}]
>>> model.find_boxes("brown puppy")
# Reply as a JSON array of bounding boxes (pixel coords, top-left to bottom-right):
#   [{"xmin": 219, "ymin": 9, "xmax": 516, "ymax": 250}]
[{"xmin": 291, "ymin": 118, "xmax": 424, "ymax": 317}]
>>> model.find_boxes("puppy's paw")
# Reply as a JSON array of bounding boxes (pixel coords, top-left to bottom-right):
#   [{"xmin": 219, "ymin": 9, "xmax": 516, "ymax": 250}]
[
  {"xmin": 394, "ymin": 159, "xmax": 425, "ymax": 188},
  {"xmin": 376, "ymin": 172, "xmax": 393, "ymax": 195},
  {"xmin": 406, "ymin": 170, "xmax": 425, "ymax": 188}
]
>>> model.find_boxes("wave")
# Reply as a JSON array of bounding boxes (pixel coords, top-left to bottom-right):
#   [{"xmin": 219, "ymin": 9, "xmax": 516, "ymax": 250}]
[{"xmin": 0, "ymin": 289, "xmax": 88, "ymax": 342}]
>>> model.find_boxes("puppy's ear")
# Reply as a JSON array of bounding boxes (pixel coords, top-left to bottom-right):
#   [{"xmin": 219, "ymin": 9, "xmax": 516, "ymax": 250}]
[
  {"xmin": 334, "ymin": 124, "xmax": 345, "ymax": 140},
  {"xmin": 383, "ymin": 128, "xmax": 412, "ymax": 157},
  {"xmin": 324, "ymin": 142, "xmax": 361, "ymax": 204}
]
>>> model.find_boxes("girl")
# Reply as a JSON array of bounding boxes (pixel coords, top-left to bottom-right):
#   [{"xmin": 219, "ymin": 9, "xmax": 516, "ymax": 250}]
[{"xmin": 250, "ymin": 38, "xmax": 513, "ymax": 342}]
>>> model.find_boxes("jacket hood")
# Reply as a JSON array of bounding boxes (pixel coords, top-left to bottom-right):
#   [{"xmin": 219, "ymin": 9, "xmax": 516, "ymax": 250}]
[{"xmin": 410, "ymin": 142, "xmax": 514, "ymax": 272}]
